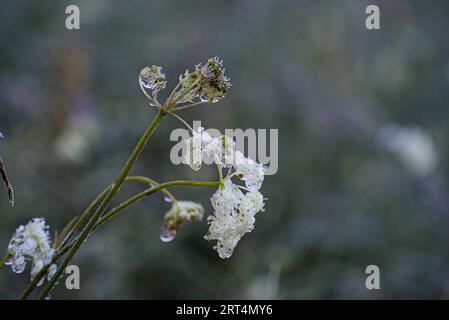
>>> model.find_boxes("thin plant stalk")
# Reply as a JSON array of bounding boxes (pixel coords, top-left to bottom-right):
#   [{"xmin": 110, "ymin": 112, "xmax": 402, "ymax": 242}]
[
  {"xmin": 20, "ymin": 179, "xmax": 218, "ymax": 299},
  {"xmin": 94, "ymin": 180, "xmax": 219, "ymax": 230},
  {"xmin": 0, "ymin": 252, "xmax": 11, "ymax": 270},
  {"xmin": 38, "ymin": 109, "xmax": 167, "ymax": 299}
]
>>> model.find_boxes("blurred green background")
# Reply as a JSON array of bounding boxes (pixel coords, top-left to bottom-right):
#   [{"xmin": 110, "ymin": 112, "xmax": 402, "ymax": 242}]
[{"xmin": 1, "ymin": 0, "xmax": 448, "ymax": 299}]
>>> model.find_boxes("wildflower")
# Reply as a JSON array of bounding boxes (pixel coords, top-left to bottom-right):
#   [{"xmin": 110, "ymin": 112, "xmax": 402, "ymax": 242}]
[
  {"xmin": 197, "ymin": 56, "xmax": 232, "ymax": 103},
  {"xmin": 204, "ymin": 179, "xmax": 265, "ymax": 259},
  {"xmin": 181, "ymin": 125, "xmax": 267, "ymax": 258},
  {"xmin": 139, "ymin": 65, "xmax": 167, "ymax": 96},
  {"xmin": 160, "ymin": 201, "xmax": 205, "ymax": 242},
  {"xmin": 5, "ymin": 218, "xmax": 56, "ymax": 285},
  {"xmin": 174, "ymin": 56, "xmax": 231, "ymax": 104}
]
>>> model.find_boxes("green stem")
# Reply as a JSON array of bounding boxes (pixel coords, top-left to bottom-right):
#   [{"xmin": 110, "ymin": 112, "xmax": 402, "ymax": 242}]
[
  {"xmin": 38, "ymin": 109, "xmax": 167, "ymax": 300},
  {"xmin": 126, "ymin": 176, "xmax": 177, "ymax": 203},
  {"xmin": 94, "ymin": 180, "xmax": 219, "ymax": 230},
  {"xmin": 22, "ymin": 179, "xmax": 218, "ymax": 299},
  {"xmin": 20, "ymin": 175, "xmax": 166, "ymax": 299},
  {"xmin": 0, "ymin": 252, "xmax": 11, "ymax": 270},
  {"xmin": 57, "ymin": 185, "xmax": 112, "ymax": 250},
  {"xmin": 19, "ymin": 244, "xmax": 71, "ymax": 300}
]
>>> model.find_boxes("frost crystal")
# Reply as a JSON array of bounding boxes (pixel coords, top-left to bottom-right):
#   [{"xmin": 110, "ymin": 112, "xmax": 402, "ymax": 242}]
[{"xmin": 5, "ymin": 218, "xmax": 56, "ymax": 285}]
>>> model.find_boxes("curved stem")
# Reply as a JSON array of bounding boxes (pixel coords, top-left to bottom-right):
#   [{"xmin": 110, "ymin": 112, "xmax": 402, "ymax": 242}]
[
  {"xmin": 94, "ymin": 180, "xmax": 219, "ymax": 230},
  {"xmin": 19, "ymin": 244, "xmax": 71, "ymax": 300},
  {"xmin": 171, "ymin": 78, "xmax": 200, "ymax": 105},
  {"xmin": 172, "ymin": 100, "xmax": 206, "ymax": 112},
  {"xmin": 138, "ymin": 74, "xmax": 158, "ymax": 107},
  {"xmin": 126, "ymin": 175, "xmax": 177, "ymax": 203},
  {"xmin": 57, "ymin": 185, "xmax": 112, "ymax": 250},
  {"xmin": 166, "ymin": 81, "xmax": 182, "ymax": 106},
  {"xmin": 168, "ymin": 112, "xmax": 193, "ymax": 131},
  {"xmin": 22, "ymin": 179, "xmax": 218, "ymax": 299},
  {"xmin": 20, "ymin": 264, "xmax": 50, "ymax": 300},
  {"xmin": 19, "ymin": 174, "xmax": 167, "ymax": 299},
  {"xmin": 38, "ymin": 109, "xmax": 167, "ymax": 300}
]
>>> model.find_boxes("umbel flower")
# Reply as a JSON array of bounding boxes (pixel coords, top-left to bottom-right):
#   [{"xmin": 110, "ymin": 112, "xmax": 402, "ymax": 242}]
[
  {"xmin": 175, "ymin": 56, "xmax": 232, "ymax": 104},
  {"xmin": 0, "ymin": 57, "xmax": 268, "ymax": 299},
  {"xmin": 139, "ymin": 56, "xmax": 231, "ymax": 110},
  {"xmin": 183, "ymin": 127, "xmax": 266, "ymax": 258},
  {"xmin": 5, "ymin": 218, "xmax": 57, "ymax": 285}
]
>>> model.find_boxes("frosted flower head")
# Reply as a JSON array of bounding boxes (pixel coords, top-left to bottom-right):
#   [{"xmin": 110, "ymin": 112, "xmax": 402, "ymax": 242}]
[
  {"xmin": 160, "ymin": 201, "xmax": 205, "ymax": 242},
  {"xmin": 6, "ymin": 218, "xmax": 56, "ymax": 284},
  {"xmin": 198, "ymin": 56, "xmax": 231, "ymax": 103},
  {"xmin": 174, "ymin": 56, "xmax": 231, "ymax": 104},
  {"xmin": 139, "ymin": 65, "xmax": 167, "ymax": 96},
  {"xmin": 205, "ymin": 179, "xmax": 265, "ymax": 259},
  {"xmin": 180, "ymin": 125, "xmax": 267, "ymax": 258}
]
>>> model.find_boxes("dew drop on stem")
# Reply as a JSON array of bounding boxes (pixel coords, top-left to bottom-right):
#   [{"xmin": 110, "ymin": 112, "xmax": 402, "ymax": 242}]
[{"xmin": 159, "ymin": 227, "xmax": 176, "ymax": 242}]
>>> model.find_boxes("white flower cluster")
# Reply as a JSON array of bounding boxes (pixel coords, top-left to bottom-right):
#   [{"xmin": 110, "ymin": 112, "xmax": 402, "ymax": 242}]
[
  {"xmin": 6, "ymin": 218, "xmax": 57, "ymax": 285},
  {"xmin": 205, "ymin": 179, "xmax": 265, "ymax": 258},
  {"xmin": 183, "ymin": 127, "xmax": 266, "ymax": 258}
]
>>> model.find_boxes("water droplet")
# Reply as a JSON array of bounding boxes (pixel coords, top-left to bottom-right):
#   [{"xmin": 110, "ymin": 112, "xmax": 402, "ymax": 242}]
[
  {"xmin": 164, "ymin": 196, "xmax": 172, "ymax": 203},
  {"xmin": 160, "ymin": 227, "xmax": 176, "ymax": 242},
  {"xmin": 139, "ymin": 78, "xmax": 152, "ymax": 89}
]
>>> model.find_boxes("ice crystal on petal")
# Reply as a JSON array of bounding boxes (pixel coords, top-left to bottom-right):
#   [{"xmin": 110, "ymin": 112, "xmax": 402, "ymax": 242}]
[{"xmin": 5, "ymin": 218, "xmax": 56, "ymax": 283}]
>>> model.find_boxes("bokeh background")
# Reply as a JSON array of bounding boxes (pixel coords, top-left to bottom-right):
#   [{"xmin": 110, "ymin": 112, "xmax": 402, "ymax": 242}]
[{"xmin": 1, "ymin": 0, "xmax": 449, "ymax": 299}]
